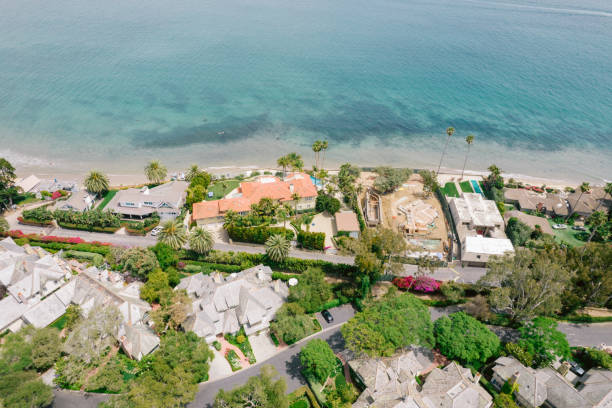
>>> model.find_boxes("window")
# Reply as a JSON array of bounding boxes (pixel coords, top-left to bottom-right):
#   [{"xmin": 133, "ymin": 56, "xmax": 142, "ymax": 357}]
[
  {"xmin": 476, "ymin": 255, "xmax": 481, "ymax": 259},
  {"xmin": 144, "ymin": 201, "xmax": 153, "ymax": 205}
]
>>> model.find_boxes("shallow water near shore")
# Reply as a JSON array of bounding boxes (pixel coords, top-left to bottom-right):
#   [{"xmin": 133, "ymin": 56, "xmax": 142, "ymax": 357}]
[{"xmin": 0, "ymin": 0, "xmax": 611, "ymax": 181}]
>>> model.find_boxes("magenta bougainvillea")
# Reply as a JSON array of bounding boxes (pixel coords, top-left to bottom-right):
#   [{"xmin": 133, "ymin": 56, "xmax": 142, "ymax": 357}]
[
  {"xmin": 5, "ymin": 230, "xmax": 111, "ymax": 246},
  {"xmin": 393, "ymin": 276, "xmax": 440, "ymax": 293}
]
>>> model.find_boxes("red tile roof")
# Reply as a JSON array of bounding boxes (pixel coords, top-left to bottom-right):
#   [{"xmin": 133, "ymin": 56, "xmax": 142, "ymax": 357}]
[{"xmin": 193, "ymin": 173, "xmax": 317, "ymax": 221}]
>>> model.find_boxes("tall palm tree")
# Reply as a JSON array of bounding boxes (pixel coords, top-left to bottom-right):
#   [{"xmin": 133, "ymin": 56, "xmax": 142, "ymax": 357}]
[
  {"xmin": 567, "ymin": 182, "xmax": 591, "ymax": 221},
  {"xmin": 84, "ymin": 170, "xmax": 110, "ymax": 197},
  {"xmin": 158, "ymin": 220, "xmax": 187, "ymax": 250},
  {"xmin": 461, "ymin": 134, "xmax": 475, "ymax": 180},
  {"xmin": 265, "ymin": 234, "xmax": 291, "ymax": 262},
  {"xmin": 436, "ymin": 127, "xmax": 455, "ymax": 175},
  {"xmin": 189, "ymin": 227, "xmax": 214, "ymax": 255},
  {"xmin": 291, "ymin": 192, "xmax": 300, "ymax": 215},
  {"xmin": 145, "ymin": 160, "xmax": 167, "ymax": 184},
  {"xmin": 312, "ymin": 140, "xmax": 322, "ymax": 170},
  {"xmin": 0, "ymin": 217, "xmax": 9, "ymax": 233},
  {"xmin": 287, "ymin": 152, "xmax": 304, "ymax": 172},
  {"xmin": 186, "ymin": 164, "xmax": 200, "ymax": 182},
  {"xmin": 594, "ymin": 182, "xmax": 612, "ymax": 211},
  {"xmin": 275, "ymin": 205, "xmax": 290, "ymax": 229},
  {"xmin": 320, "ymin": 140, "xmax": 329, "ymax": 170},
  {"xmin": 277, "ymin": 155, "xmax": 291, "ymax": 179}
]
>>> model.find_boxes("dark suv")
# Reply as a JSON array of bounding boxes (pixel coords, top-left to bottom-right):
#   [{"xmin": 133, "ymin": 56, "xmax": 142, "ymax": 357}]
[{"xmin": 321, "ymin": 309, "xmax": 334, "ymax": 323}]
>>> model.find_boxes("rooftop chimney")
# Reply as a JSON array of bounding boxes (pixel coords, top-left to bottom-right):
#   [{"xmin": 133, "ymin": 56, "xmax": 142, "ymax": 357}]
[
  {"xmin": 509, "ymin": 371, "xmax": 520, "ymax": 386},
  {"xmin": 289, "ymin": 184, "xmax": 294, "ymax": 193}
]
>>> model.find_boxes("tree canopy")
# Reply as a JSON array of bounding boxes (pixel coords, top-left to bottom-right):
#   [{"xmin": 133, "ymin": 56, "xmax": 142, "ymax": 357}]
[
  {"xmin": 214, "ymin": 365, "xmax": 289, "ymax": 408},
  {"xmin": 300, "ymin": 339, "xmax": 337, "ymax": 383},
  {"xmin": 353, "ymin": 226, "xmax": 407, "ymax": 281},
  {"xmin": 505, "ymin": 217, "xmax": 533, "ymax": 247},
  {"xmin": 144, "ymin": 160, "xmax": 167, "ymax": 184},
  {"xmin": 373, "ymin": 167, "xmax": 411, "ymax": 194},
  {"xmin": 562, "ymin": 243, "xmax": 612, "ymax": 312},
  {"xmin": 434, "ymin": 312, "xmax": 500, "ymax": 366},
  {"xmin": 270, "ymin": 303, "xmax": 318, "ymax": 345},
  {"xmin": 288, "ymin": 268, "xmax": 333, "ymax": 313},
  {"xmin": 121, "ymin": 247, "xmax": 160, "ymax": 280},
  {"xmin": 518, "ymin": 317, "xmax": 570, "ymax": 367},
  {"xmin": 341, "ymin": 293, "xmax": 434, "ymax": 357}
]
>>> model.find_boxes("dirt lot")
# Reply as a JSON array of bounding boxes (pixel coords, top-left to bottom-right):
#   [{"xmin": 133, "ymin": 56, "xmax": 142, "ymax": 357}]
[{"xmin": 379, "ymin": 173, "xmax": 449, "ymax": 252}]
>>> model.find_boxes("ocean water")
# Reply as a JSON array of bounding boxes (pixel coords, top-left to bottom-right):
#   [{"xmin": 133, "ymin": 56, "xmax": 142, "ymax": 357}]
[{"xmin": 0, "ymin": 0, "xmax": 611, "ymax": 181}]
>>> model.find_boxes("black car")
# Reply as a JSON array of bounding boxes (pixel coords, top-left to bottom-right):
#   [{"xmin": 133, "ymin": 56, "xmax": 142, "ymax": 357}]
[
  {"xmin": 321, "ymin": 309, "xmax": 334, "ymax": 323},
  {"xmin": 568, "ymin": 361, "xmax": 585, "ymax": 376}
]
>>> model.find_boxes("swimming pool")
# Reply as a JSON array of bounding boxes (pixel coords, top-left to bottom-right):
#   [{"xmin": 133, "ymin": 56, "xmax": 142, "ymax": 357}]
[
  {"xmin": 471, "ymin": 180, "xmax": 484, "ymax": 195},
  {"xmin": 310, "ymin": 176, "xmax": 322, "ymax": 187}
]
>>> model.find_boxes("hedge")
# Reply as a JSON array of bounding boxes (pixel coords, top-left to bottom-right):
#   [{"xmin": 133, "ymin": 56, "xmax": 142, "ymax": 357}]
[
  {"xmin": 297, "ymin": 230, "xmax": 325, "ymax": 250},
  {"xmin": 58, "ymin": 222, "xmax": 120, "ymax": 233},
  {"xmin": 63, "ymin": 250, "xmax": 104, "ymax": 266},
  {"xmin": 17, "ymin": 217, "xmax": 53, "ymax": 227},
  {"xmin": 288, "ymin": 386, "xmax": 321, "ymax": 408},
  {"xmin": 227, "ymin": 225, "xmax": 294, "ymax": 244}
]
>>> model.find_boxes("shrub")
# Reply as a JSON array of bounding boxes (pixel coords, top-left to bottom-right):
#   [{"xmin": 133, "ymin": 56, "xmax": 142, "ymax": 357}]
[
  {"xmin": 227, "ymin": 225, "xmax": 294, "ymax": 244},
  {"xmin": 505, "ymin": 343, "xmax": 534, "ymax": 367},
  {"xmin": 213, "ymin": 341, "xmax": 222, "ymax": 351},
  {"xmin": 393, "ymin": 276, "xmax": 440, "ymax": 293},
  {"xmin": 183, "ymin": 264, "xmax": 202, "ymax": 274},
  {"xmin": 22, "ymin": 207, "xmax": 54, "ymax": 223},
  {"xmin": 63, "ymin": 250, "xmax": 104, "ymax": 267},
  {"xmin": 236, "ymin": 335, "xmax": 246, "ymax": 344},
  {"xmin": 315, "ymin": 194, "xmax": 341, "ymax": 215},
  {"xmin": 297, "ymin": 230, "xmax": 325, "ymax": 250}
]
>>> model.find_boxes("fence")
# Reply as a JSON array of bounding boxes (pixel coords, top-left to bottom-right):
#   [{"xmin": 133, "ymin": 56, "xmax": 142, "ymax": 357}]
[{"xmin": 435, "ymin": 188, "xmax": 460, "ymax": 262}]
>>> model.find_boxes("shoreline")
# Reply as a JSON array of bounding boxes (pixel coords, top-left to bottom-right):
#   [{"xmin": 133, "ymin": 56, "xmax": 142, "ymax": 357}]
[{"xmin": 13, "ymin": 163, "xmax": 599, "ymax": 192}]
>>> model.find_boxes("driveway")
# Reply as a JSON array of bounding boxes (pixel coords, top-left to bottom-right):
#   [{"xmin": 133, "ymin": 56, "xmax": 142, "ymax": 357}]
[
  {"xmin": 208, "ymin": 349, "xmax": 233, "ymax": 381},
  {"xmin": 249, "ymin": 332, "xmax": 279, "ymax": 363},
  {"xmin": 305, "ymin": 212, "xmax": 336, "ymax": 249}
]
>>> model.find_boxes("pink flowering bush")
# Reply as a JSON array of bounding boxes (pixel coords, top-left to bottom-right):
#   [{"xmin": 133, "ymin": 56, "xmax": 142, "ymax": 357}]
[{"xmin": 393, "ymin": 276, "xmax": 440, "ymax": 293}]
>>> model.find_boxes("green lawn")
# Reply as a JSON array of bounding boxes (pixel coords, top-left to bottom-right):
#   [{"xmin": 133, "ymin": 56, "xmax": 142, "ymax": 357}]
[
  {"xmin": 206, "ymin": 180, "xmax": 240, "ymax": 201},
  {"xmin": 49, "ymin": 314, "xmax": 68, "ymax": 330},
  {"xmin": 97, "ymin": 190, "xmax": 118, "ymax": 210},
  {"xmin": 441, "ymin": 182, "xmax": 460, "ymax": 198},
  {"xmin": 459, "ymin": 181, "xmax": 474, "ymax": 193},
  {"xmin": 548, "ymin": 219, "xmax": 588, "ymax": 248},
  {"xmin": 14, "ymin": 193, "xmax": 40, "ymax": 206}
]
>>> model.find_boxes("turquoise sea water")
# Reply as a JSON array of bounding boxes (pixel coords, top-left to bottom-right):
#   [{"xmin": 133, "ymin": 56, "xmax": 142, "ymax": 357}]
[{"xmin": 0, "ymin": 0, "xmax": 611, "ymax": 180}]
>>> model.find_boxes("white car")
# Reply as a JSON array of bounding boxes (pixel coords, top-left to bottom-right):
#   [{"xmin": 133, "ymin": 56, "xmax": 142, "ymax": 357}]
[
  {"xmin": 552, "ymin": 224, "xmax": 567, "ymax": 230},
  {"xmin": 150, "ymin": 226, "xmax": 163, "ymax": 236}
]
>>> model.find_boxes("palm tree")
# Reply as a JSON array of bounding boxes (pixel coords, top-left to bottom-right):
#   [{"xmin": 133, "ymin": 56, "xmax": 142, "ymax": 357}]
[
  {"xmin": 189, "ymin": 227, "xmax": 214, "ymax": 255},
  {"xmin": 594, "ymin": 182, "xmax": 612, "ymax": 211},
  {"xmin": 277, "ymin": 155, "xmax": 291, "ymax": 179},
  {"xmin": 585, "ymin": 211, "xmax": 607, "ymax": 244},
  {"xmin": 287, "ymin": 152, "xmax": 304, "ymax": 172},
  {"xmin": 317, "ymin": 169, "xmax": 328, "ymax": 188},
  {"xmin": 158, "ymin": 220, "xmax": 187, "ymax": 250},
  {"xmin": 461, "ymin": 134, "xmax": 475, "ymax": 180},
  {"xmin": 84, "ymin": 170, "xmax": 109, "ymax": 197},
  {"xmin": 436, "ymin": 127, "xmax": 455, "ymax": 175},
  {"xmin": 291, "ymin": 192, "xmax": 300, "ymax": 215},
  {"xmin": 186, "ymin": 164, "xmax": 200, "ymax": 182},
  {"xmin": 0, "ymin": 217, "xmax": 9, "ymax": 233},
  {"xmin": 567, "ymin": 182, "xmax": 591, "ymax": 221},
  {"xmin": 265, "ymin": 233, "xmax": 291, "ymax": 262},
  {"xmin": 145, "ymin": 160, "xmax": 167, "ymax": 184},
  {"xmin": 223, "ymin": 210, "xmax": 238, "ymax": 229},
  {"xmin": 275, "ymin": 205, "xmax": 290, "ymax": 229},
  {"xmin": 320, "ymin": 140, "xmax": 329, "ymax": 170},
  {"xmin": 312, "ymin": 140, "xmax": 322, "ymax": 170}
]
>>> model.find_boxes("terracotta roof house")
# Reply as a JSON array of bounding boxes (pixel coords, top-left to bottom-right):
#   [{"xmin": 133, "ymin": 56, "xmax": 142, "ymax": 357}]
[
  {"xmin": 177, "ymin": 265, "xmax": 288, "ymax": 343},
  {"xmin": 351, "ymin": 350, "xmax": 491, "ymax": 408},
  {"xmin": 491, "ymin": 357, "xmax": 612, "ymax": 408},
  {"xmin": 335, "ymin": 211, "xmax": 360, "ymax": 238},
  {"xmin": 192, "ymin": 173, "xmax": 317, "ymax": 225},
  {"xmin": 504, "ymin": 210, "xmax": 554, "ymax": 235},
  {"xmin": 106, "ymin": 181, "xmax": 188, "ymax": 220}
]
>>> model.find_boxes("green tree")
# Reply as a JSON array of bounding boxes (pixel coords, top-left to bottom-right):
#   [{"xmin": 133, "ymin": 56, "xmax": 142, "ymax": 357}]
[
  {"xmin": 189, "ymin": 171, "xmax": 212, "ymax": 190},
  {"xmin": 151, "ymin": 242, "xmax": 179, "ymax": 269},
  {"xmin": 505, "ymin": 217, "xmax": 533, "ymax": 247},
  {"xmin": 289, "ymin": 268, "xmax": 332, "ymax": 313},
  {"xmin": 320, "ymin": 140, "xmax": 329, "ymax": 169},
  {"xmin": 0, "ymin": 158, "xmax": 18, "ymax": 211},
  {"xmin": 121, "ymin": 247, "xmax": 160, "ymax": 279},
  {"xmin": 140, "ymin": 269, "xmax": 171, "ymax": 304},
  {"xmin": 214, "ymin": 365, "xmax": 289, "ymax": 408},
  {"xmin": 277, "ymin": 155, "xmax": 291, "ymax": 179},
  {"xmin": 287, "ymin": 152, "xmax": 304, "ymax": 172},
  {"xmin": 567, "ymin": 181, "xmax": 591, "ymax": 220},
  {"xmin": 519, "ymin": 317, "xmax": 570, "ymax": 367},
  {"xmin": 0, "ymin": 371, "xmax": 53, "ymax": 408},
  {"xmin": 0, "ymin": 217, "xmax": 8, "ymax": 233},
  {"xmin": 300, "ymin": 339, "xmax": 337, "ymax": 384},
  {"xmin": 436, "ymin": 126, "xmax": 455, "ymax": 175},
  {"xmin": 270, "ymin": 303, "xmax": 318, "ymax": 344},
  {"xmin": 31, "ymin": 327, "xmax": 61, "ymax": 371},
  {"xmin": 494, "ymin": 393, "xmax": 519, "ymax": 408},
  {"xmin": 186, "ymin": 184, "xmax": 207, "ymax": 209},
  {"xmin": 478, "ymin": 249, "xmax": 570, "ymax": 322},
  {"xmin": 312, "ymin": 140, "xmax": 323, "ymax": 170},
  {"xmin": 354, "ymin": 226, "xmax": 407, "ymax": 281},
  {"xmin": 151, "ymin": 290, "xmax": 192, "ymax": 333},
  {"xmin": 315, "ymin": 193, "xmax": 341, "ymax": 215},
  {"xmin": 144, "ymin": 160, "xmax": 167, "ymax": 184},
  {"xmin": 189, "ymin": 226, "xmax": 214, "ymax": 255},
  {"xmin": 434, "ymin": 312, "xmax": 500, "ymax": 366},
  {"xmin": 265, "ymin": 233, "xmax": 291, "ymax": 262},
  {"xmin": 341, "ymin": 293, "xmax": 434, "ymax": 357},
  {"xmin": 461, "ymin": 134, "xmax": 475, "ymax": 180},
  {"xmin": 84, "ymin": 170, "xmax": 110, "ymax": 196},
  {"xmin": 87, "ymin": 357, "xmax": 124, "ymax": 393},
  {"xmin": 373, "ymin": 167, "xmax": 411, "ymax": 194},
  {"xmin": 64, "ymin": 304, "xmax": 82, "ymax": 330},
  {"xmin": 158, "ymin": 220, "xmax": 187, "ymax": 250},
  {"xmin": 186, "ymin": 164, "xmax": 200, "ymax": 182},
  {"xmin": 0, "ymin": 327, "xmax": 34, "ymax": 374},
  {"xmin": 419, "ymin": 169, "xmax": 440, "ymax": 198},
  {"xmin": 586, "ymin": 211, "xmax": 608, "ymax": 243}
]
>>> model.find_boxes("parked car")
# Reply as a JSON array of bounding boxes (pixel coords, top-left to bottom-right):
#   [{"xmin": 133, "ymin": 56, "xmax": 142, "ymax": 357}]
[
  {"xmin": 552, "ymin": 224, "xmax": 567, "ymax": 230},
  {"xmin": 568, "ymin": 360, "xmax": 585, "ymax": 376},
  {"xmin": 150, "ymin": 226, "xmax": 163, "ymax": 236},
  {"xmin": 572, "ymin": 225, "xmax": 587, "ymax": 231},
  {"xmin": 321, "ymin": 309, "xmax": 334, "ymax": 323}
]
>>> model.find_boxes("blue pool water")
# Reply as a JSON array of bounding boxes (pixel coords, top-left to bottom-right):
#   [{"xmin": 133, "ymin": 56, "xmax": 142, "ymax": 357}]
[
  {"xmin": 471, "ymin": 180, "xmax": 484, "ymax": 195},
  {"xmin": 310, "ymin": 176, "xmax": 322, "ymax": 188},
  {"xmin": 0, "ymin": 0, "xmax": 611, "ymax": 180}
]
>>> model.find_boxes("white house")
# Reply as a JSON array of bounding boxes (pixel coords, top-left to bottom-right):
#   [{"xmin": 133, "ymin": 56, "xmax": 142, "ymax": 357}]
[{"xmin": 106, "ymin": 181, "xmax": 188, "ymax": 220}]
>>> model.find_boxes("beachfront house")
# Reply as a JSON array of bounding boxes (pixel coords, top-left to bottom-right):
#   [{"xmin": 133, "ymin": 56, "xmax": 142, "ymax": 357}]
[
  {"xmin": 334, "ymin": 211, "xmax": 360, "ymax": 238},
  {"xmin": 106, "ymin": 181, "xmax": 188, "ymax": 220},
  {"xmin": 192, "ymin": 173, "xmax": 317, "ymax": 225},
  {"xmin": 176, "ymin": 264, "xmax": 288, "ymax": 343},
  {"xmin": 351, "ymin": 349, "xmax": 492, "ymax": 408},
  {"xmin": 504, "ymin": 210, "xmax": 554, "ymax": 235},
  {"xmin": 54, "ymin": 190, "xmax": 95, "ymax": 212},
  {"xmin": 504, "ymin": 188, "xmax": 569, "ymax": 217},
  {"xmin": 449, "ymin": 193, "xmax": 514, "ymax": 265},
  {"xmin": 491, "ymin": 356, "xmax": 612, "ymax": 408},
  {"xmin": 567, "ymin": 186, "xmax": 611, "ymax": 218},
  {"xmin": 15, "ymin": 175, "xmax": 79, "ymax": 196}
]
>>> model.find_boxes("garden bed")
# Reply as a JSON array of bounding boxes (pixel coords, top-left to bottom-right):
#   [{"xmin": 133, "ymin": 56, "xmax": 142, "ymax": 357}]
[
  {"xmin": 288, "ymin": 386, "xmax": 321, "ymax": 408},
  {"xmin": 225, "ymin": 349, "xmax": 242, "ymax": 372},
  {"xmin": 18, "ymin": 217, "xmax": 53, "ymax": 227},
  {"xmin": 58, "ymin": 222, "xmax": 120, "ymax": 233},
  {"xmin": 225, "ymin": 327, "xmax": 256, "ymax": 364}
]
